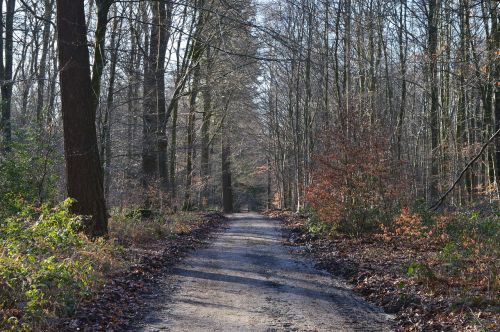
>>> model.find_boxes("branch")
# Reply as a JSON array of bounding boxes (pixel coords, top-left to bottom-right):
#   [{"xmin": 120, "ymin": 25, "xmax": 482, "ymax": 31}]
[
  {"xmin": 429, "ymin": 127, "xmax": 500, "ymax": 211},
  {"xmin": 18, "ymin": 0, "xmax": 56, "ymax": 28}
]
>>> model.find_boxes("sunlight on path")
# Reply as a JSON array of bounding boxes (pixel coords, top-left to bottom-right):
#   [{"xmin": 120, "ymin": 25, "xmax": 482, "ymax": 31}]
[{"xmin": 135, "ymin": 213, "xmax": 393, "ymax": 332}]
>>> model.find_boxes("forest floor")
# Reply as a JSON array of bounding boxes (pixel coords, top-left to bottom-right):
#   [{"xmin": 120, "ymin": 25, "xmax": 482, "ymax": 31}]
[
  {"xmin": 60, "ymin": 212, "xmax": 228, "ymax": 331},
  {"xmin": 133, "ymin": 213, "xmax": 392, "ymax": 331},
  {"xmin": 269, "ymin": 211, "xmax": 499, "ymax": 332}
]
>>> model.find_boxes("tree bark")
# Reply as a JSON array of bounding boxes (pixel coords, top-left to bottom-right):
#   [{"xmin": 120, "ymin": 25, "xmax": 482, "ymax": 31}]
[
  {"xmin": 491, "ymin": 0, "xmax": 499, "ymax": 192},
  {"xmin": 0, "ymin": 0, "xmax": 15, "ymax": 153},
  {"xmin": 35, "ymin": 0, "xmax": 54, "ymax": 125},
  {"xmin": 200, "ymin": 47, "xmax": 213, "ymax": 209},
  {"xmin": 156, "ymin": 0, "xmax": 173, "ymax": 193},
  {"xmin": 90, "ymin": 0, "xmax": 113, "ymax": 113},
  {"xmin": 183, "ymin": 63, "xmax": 201, "ymax": 210},
  {"xmin": 221, "ymin": 117, "xmax": 233, "ymax": 213},
  {"xmin": 142, "ymin": 2, "xmax": 158, "ymax": 204},
  {"xmin": 101, "ymin": 9, "xmax": 121, "ymax": 200},
  {"xmin": 56, "ymin": 0, "xmax": 108, "ymax": 237},
  {"xmin": 428, "ymin": 0, "xmax": 440, "ymax": 201}
]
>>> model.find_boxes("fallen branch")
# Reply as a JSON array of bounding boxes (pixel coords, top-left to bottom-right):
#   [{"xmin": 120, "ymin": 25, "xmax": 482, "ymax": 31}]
[{"xmin": 430, "ymin": 127, "xmax": 500, "ymax": 211}]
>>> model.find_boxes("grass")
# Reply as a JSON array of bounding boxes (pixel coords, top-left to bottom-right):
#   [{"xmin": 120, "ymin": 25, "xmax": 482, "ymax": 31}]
[{"xmin": 109, "ymin": 208, "xmax": 202, "ymax": 245}]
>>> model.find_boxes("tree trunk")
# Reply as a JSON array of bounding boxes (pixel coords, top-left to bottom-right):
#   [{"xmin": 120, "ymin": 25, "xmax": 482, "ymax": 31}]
[
  {"xmin": 102, "ymin": 10, "xmax": 121, "ymax": 200},
  {"xmin": 90, "ymin": 0, "xmax": 113, "ymax": 113},
  {"xmin": 428, "ymin": 0, "xmax": 440, "ymax": 202},
  {"xmin": 200, "ymin": 47, "xmax": 213, "ymax": 209},
  {"xmin": 183, "ymin": 63, "xmax": 201, "ymax": 210},
  {"xmin": 396, "ymin": 0, "xmax": 407, "ymax": 160},
  {"xmin": 156, "ymin": 1, "xmax": 173, "ymax": 193},
  {"xmin": 142, "ymin": 3, "xmax": 158, "ymax": 204},
  {"xmin": 56, "ymin": 0, "xmax": 108, "ymax": 237},
  {"xmin": 35, "ymin": 0, "xmax": 54, "ymax": 125},
  {"xmin": 221, "ymin": 118, "xmax": 233, "ymax": 213},
  {"xmin": 0, "ymin": 0, "xmax": 15, "ymax": 153},
  {"xmin": 493, "ymin": 0, "xmax": 500, "ymax": 191}
]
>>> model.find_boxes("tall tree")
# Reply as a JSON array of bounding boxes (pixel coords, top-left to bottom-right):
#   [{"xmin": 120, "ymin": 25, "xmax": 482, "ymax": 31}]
[
  {"xmin": 56, "ymin": 0, "xmax": 108, "ymax": 237},
  {"xmin": 91, "ymin": 0, "xmax": 113, "ymax": 112},
  {"xmin": 35, "ymin": 0, "xmax": 55, "ymax": 125},
  {"xmin": 427, "ymin": 0, "xmax": 441, "ymax": 201},
  {"xmin": 221, "ymin": 117, "xmax": 233, "ymax": 213},
  {"xmin": 0, "ymin": 0, "xmax": 15, "ymax": 152},
  {"xmin": 200, "ymin": 47, "xmax": 213, "ymax": 209},
  {"xmin": 491, "ymin": 0, "xmax": 499, "ymax": 191}
]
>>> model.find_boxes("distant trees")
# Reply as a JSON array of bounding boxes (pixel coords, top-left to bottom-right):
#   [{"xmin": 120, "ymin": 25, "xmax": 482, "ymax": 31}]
[
  {"xmin": 263, "ymin": 0, "xmax": 500, "ymax": 210},
  {"xmin": 2, "ymin": 0, "xmax": 496, "ymax": 224}
]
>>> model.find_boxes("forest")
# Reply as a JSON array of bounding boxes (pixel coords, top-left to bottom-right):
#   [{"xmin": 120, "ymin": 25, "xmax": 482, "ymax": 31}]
[{"xmin": 0, "ymin": 0, "xmax": 498, "ymax": 331}]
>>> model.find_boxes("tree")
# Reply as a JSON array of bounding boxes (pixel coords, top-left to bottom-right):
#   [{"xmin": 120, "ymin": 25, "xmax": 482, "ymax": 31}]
[
  {"xmin": 221, "ymin": 117, "xmax": 233, "ymax": 213},
  {"xmin": 427, "ymin": 0, "xmax": 440, "ymax": 202},
  {"xmin": 35, "ymin": 0, "xmax": 54, "ymax": 125},
  {"xmin": 0, "ymin": 0, "xmax": 15, "ymax": 153},
  {"xmin": 56, "ymin": 0, "xmax": 107, "ymax": 237}
]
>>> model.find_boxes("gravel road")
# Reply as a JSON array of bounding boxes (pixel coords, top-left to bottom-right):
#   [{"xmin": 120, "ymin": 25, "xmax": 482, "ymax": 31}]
[{"xmin": 135, "ymin": 213, "xmax": 393, "ymax": 332}]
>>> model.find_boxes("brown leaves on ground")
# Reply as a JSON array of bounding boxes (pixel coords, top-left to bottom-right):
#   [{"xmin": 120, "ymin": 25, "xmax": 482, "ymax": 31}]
[
  {"xmin": 267, "ymin": 210, "xmax": 499, "ymax": 332},
  {"xmin": 59, "ymin": 212, "xmax": 228, "ymax": 331}
]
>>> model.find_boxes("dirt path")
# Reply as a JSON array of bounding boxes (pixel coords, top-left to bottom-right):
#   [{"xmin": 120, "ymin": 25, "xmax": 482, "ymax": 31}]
[{"xmin": 134, "ymin": 213, "xmax": 393, "ymax": 332}]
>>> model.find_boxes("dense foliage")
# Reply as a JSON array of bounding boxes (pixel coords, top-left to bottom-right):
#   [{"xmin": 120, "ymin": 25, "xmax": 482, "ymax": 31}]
[
  {"xmin": 306, "ymin": 122, "xmax": 407, "ymax": 235},
  {"xmin": 0, "ymin": 132, "xmax": 60, "ymax": 219},
  {"xmin": 0, "ymin": 199, "xmax": 109, "ymax": 330}
]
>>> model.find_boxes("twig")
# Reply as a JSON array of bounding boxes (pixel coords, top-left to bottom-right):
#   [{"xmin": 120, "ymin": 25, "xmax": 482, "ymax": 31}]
[{"xmin": 429, "ymin": 127, "xmax": 500, "ymax": 211}]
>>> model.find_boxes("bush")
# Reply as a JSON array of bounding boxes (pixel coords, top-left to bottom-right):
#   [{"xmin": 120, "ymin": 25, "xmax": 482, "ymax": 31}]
[
  {"xmin": 306, "ymin": 119, "xmax": 407, "ymax": 236},
  {"xmin": 306, "ymin": 211, "xmax": 332, "ymax": 235},
  {"xmin": 0, "ymin": 131, "xmax": 60, "ymax": 218},
  {"xmin": 385, "ymin": 206, "xmax": 499, "ymax": 301},
  {"xmin": 0, "ymin": 199, "xmax": 108, "ymax": 330}
]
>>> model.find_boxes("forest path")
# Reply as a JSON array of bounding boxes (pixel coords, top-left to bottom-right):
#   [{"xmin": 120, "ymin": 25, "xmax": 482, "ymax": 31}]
[{"xmin": 134, "ymin": 213, "xmax": 393, "ymax": 332}]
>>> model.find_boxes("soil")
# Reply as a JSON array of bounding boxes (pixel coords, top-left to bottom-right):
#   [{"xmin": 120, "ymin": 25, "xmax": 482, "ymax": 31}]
[{"xmin": 133, "ymin": 213, "xmax": 393, "ymax": 332}]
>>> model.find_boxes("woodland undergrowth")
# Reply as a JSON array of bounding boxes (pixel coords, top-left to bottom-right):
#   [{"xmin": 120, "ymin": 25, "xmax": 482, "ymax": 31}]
[
  {"xmin": 280, "ymin": 120, "xmax": 499, "ymax": 330},
  {"xmin": 0, "ymin": 197, "xmax": 210, "ymax": 331}
]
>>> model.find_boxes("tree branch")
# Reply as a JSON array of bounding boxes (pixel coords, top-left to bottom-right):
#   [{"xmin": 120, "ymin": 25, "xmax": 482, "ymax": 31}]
[{"xmin": 430, "ymin": 127, "xmax": 500, "ymax": 211}]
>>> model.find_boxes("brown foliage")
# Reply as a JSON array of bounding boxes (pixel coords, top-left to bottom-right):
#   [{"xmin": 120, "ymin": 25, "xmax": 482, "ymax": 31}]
[
  {"xmin": 274, "ymin": 210, "xmax": 499, "ymax": 331},
  {"xmin": 306, "ymin": 118, "xmax": 407, "ymax": 234}
]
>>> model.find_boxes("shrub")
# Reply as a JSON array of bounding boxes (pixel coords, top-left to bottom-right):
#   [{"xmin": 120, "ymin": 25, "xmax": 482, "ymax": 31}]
[
  {"xmin": 386, "ymin": 206, "xmax": 499, "ymax": 300},
  {"xmin": 0, "ymin": 199, "xmax": 108, "ymax": 330},
  {"xmin": 306, "ymin": 118, "xmax": 407, "ymax": 236},
  {"xmin": 393, "ymin": 207, "xmax": 426, "ymax": 239},
  {"xmin": 0, "ymin": 131, "xmax": 60, "ymax": 219}
]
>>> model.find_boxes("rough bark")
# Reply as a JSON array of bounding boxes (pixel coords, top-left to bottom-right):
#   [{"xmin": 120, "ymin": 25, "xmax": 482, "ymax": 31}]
[{"xmin": 56, "ymin": 0, "xmax": 108, "ymax": 237}]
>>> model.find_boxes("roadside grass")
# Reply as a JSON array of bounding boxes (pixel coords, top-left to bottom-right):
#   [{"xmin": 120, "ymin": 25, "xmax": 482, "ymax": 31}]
[
  {"xmin": 0, "ymin": 200, "xmax": 216, "ymax": 331},
  {"xmin": 108, "ymin": 209, "xmax": 202, "ymax": 246}
]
